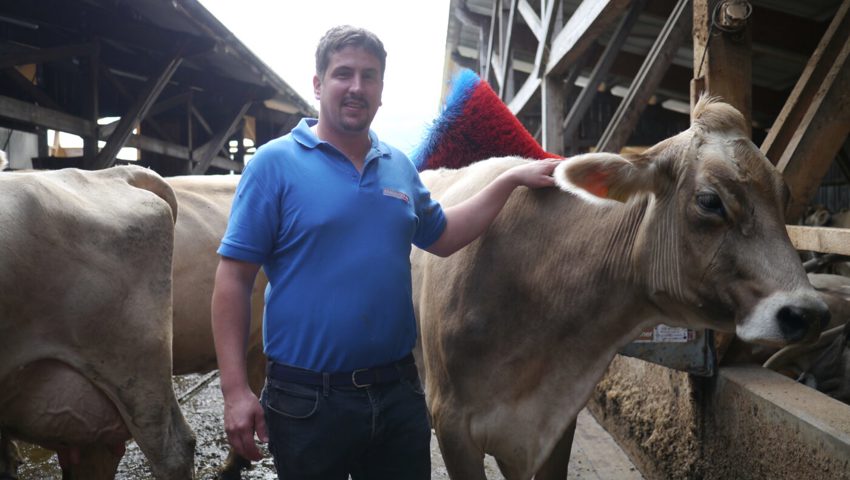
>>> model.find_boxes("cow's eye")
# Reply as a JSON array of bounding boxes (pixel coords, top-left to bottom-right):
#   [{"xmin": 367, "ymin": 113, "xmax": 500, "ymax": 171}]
[{"xmin": 696, "ymin": 192, "xmax": 724, "ymax": 216}]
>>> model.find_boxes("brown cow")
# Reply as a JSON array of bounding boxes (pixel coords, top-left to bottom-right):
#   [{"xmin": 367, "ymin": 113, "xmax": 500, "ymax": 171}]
[
  {"xmin": 0, "ymin": 166, "xmax": 196, "ymax": 479},
  {"xmin": 411, "ymin": 97, "xmax": 830, "ymax": 479}
]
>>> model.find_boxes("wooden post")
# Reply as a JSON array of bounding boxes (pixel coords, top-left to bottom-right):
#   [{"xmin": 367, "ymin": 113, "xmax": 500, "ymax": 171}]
[{"xmin": 691, "ymin": 0, "xmax": 752, "ymax": 132}]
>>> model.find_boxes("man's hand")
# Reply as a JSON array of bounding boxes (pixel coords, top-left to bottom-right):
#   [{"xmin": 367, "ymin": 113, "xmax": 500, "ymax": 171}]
[{"xmin": 223, "ymin": 386, "xmax": 268, "ymax": 461}]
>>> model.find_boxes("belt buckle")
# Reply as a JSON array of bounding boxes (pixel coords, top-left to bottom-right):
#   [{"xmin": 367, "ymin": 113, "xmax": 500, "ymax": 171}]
[{"xmin": 351, "ymin": 368, "xmax": 371, "ymax": 388}]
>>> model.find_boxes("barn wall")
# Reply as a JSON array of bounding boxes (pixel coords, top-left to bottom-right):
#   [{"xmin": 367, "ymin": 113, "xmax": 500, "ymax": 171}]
[{"xmin": 588, "ymin": 359, "xmax": 850, "ymax": 479}]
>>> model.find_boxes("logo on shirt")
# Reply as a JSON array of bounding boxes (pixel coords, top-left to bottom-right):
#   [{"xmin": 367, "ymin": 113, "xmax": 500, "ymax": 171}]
[{"xmin": 383, "ymin": 188, "xmax": 410, "ymax": 204}]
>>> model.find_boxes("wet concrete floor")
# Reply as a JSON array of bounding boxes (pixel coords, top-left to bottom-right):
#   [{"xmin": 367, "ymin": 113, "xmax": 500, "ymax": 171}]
[{"xmin": 17, "ymin": 373, "xmax": 642, "ymax": 479}]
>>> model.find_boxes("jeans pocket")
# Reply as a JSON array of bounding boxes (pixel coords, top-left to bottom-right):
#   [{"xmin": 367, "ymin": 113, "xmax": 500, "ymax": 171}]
[{"xmin": 264, "ymin": 380, "xmax": 320, "ymax": 419}]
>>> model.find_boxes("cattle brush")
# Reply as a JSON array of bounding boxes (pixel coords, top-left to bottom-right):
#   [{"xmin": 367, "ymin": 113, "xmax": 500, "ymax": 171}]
[{"xmin": 412, "ymin": 68, "xmax": 561, "ymax": 171}]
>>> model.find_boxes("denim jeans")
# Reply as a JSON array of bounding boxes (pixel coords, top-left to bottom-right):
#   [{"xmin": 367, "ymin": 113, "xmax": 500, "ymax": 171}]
[{"xmin": 261, "ymin": 373, "xmax": 431, "ymax": 480}]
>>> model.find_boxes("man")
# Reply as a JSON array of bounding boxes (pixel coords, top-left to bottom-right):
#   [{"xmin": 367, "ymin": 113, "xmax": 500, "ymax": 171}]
[{"xmin": 211, "ymin": 25, "xmax": 561, "ymax": 479}]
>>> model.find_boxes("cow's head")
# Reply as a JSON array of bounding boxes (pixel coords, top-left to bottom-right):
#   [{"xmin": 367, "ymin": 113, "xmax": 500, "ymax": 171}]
[{"xmin": 554, "ymin": 96, "xmax": 829, "ymax": 346}]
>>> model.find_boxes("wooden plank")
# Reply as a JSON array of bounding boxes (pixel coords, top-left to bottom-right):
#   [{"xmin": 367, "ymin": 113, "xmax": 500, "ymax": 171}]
[
  {"xmin": 761, "ymin": 0, "xmax": 850, "ymax": 222},
  {"xmin": 787, "ymin": 225, "xmax": 850, "ymax": 256},
  {"xmin": 542, "ymin": 74, "xmax": 565, "ymax": 155},
  {"xmin": 0, "ymin": 95, "xmax": 94, "ymax": 137},
  {"xmin": 692, "ymin": 0, "xmax": 752, "ymax": 130},
  {"xmin": 597, "ymin": 0, "xmax": 691, "ymax": 153},
  {"xmin": 545, "ymin": 0, "xmax": 631, "ymax": 76}
]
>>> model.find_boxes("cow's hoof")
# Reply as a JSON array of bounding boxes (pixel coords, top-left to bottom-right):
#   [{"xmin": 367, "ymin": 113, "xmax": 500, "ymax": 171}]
[{"xmin": 216, "ymin": 455, "xmax": 252, "ymax": 480}]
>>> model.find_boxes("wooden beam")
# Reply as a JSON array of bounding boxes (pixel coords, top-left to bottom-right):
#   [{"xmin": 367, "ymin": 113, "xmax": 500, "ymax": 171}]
[
  {"xmin": 762, "ymin": 0, "xmax": 850, "ymax": 222},
  {"xmin": 83, "ymin": 42, "xmax": 100, "ymax": 165},
  {"xmin": 542, "ymin": 74, "xmax": 566, "ymax": 155},
  {"xmin": 191, "ymin": 101, "xmax": 252, "ymax": 174},
  {"xmin": 90, "ymin": 47, "xmax": 184, "ymax": 169},
  {"xmin": 518, "ymin": 0, "xmax": 543, "ymax": 41},
  {"xmin": 562, "ymin": 0, "xmax": 646, "ymax": 142},
  {"xmin": 1, "ymin": 67, "xmax": 63, "ymax": 111},
  {"xmin": 545, "ymin": 0, "xmax": 631, "ymax": 76},
  {"xmin": 788, "ymin": 225, "xmax": 850, "ymax": 256},
  {"xmin": 597, "ymin": 0, "xmax": 691, "ymax": 153},
  {"xmin": 507, "ymin": 0, "xmax": 559, "ymax": 115},
  {"xmin": 0, "ymin": 43, "xmax": 97, "ymax": 69},
  {"xmin": 484, "ymin": 0, "xmax": 499, "ymax": 83},
  {"xmin": 692, "ymin": 0, "xmax": 752, "ymax": 131},
  {"xmin": 0, "ymin": 94, "xmax": 94, "ymax": 137},
  {"xmin": 498, "ymin": 0, "xmax": 519, "ymax": 99}
]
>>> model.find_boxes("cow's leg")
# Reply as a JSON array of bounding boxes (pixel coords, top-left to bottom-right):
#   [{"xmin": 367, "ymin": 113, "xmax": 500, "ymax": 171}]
[
  {"xmin": 217, "ymin": 345, "xmax": 266, "ymax": 480},
  {"xmin": 0, "ymin": 432, "xmax": 21, "ymax": 479},
  {"xmin": 59, "ymin": 444, "xmax": 121, "ymax": 480},
  {"xmin": 434, "ymin": 419, "xmax": 487, "ymax": 480},
  {"xmin": 533, "ymin": 419, "xmax": 576, "ymax": 480}
]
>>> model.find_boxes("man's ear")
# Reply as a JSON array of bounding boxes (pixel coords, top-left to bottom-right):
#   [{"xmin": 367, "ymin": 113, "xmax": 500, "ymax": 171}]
[
  {"xmin": 554, "ymin": 152, "xmax": 655, "ymax": 203},
  {"xmin": 313, "ymin": 74, "xmax": 321, "ymax": 100}
]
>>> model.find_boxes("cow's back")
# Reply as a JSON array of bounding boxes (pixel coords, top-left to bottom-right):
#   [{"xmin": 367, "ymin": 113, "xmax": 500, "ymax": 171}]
[{"xmin": 165, "ymin": 175, "xmax": 267, "ymax": 382}]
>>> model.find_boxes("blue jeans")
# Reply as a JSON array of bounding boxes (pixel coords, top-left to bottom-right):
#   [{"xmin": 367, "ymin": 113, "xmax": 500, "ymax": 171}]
[{"xmin": 261, "ymin": 374, "xmax": 431, "ymax": 480}]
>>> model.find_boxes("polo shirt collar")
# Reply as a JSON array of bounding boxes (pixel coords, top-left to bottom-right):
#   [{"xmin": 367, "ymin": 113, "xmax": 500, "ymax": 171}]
[{"xmin": 292, "ymin": 118, "xmax": 391, "ymax": 162}]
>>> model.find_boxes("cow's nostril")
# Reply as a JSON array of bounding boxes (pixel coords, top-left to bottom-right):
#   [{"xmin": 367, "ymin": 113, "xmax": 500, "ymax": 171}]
[{"xmin": 777, "ymin": 305, "xmax": 809, "ymax": 342}]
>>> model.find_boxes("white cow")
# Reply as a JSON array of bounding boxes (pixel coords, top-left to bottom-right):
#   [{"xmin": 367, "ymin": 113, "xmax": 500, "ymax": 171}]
[{"xmin": 0, "ymin": 166, "xmax": 195, "ymax": 479}]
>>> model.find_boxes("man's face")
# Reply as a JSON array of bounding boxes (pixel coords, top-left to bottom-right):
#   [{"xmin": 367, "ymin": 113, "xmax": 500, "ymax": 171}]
[{"xmin": 313, "ymin": 46, "xmax": 384, "ymax": 135}]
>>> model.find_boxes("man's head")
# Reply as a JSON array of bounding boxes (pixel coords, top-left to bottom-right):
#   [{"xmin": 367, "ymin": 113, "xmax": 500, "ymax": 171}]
[
  {"xmin": 315, "ymin": 25, "xmax": 386, "ymax": 81},
  {"xmin": 313, "ymin": 25, "xmax": 386, "ymax": 137}
]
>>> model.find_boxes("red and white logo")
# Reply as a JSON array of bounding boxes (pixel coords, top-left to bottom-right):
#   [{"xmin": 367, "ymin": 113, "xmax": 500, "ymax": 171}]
[{"xmin": 383, "ymin": 188, "xmax": 409, "ymax": 204}]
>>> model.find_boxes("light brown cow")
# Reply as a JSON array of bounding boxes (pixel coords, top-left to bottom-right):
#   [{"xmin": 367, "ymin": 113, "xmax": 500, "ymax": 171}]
[
  {"xmin": 411, "ymin": 97, "xmax": 830, "ymax": 480},
  {"xmin": 166, "ymin": 175, "xmax": 267, "ymax": 479},
  {"xmin": 0, "ymin": 173, "xmax": 266, "ymax": 479},
  {"xmin": 0, "ymin": 166, "xmax": 196, "ymax": 479}
]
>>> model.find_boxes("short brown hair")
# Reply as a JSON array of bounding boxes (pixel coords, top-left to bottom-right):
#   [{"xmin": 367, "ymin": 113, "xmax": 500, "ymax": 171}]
[{"xmin": 315, "ymin": 25, "xmax": 387, "ymax": 79}]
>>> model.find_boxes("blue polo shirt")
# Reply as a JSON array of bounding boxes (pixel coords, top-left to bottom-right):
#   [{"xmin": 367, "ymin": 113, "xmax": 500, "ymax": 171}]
[{"xmin": 218, "ymin": 118, "xmax": 446, "ymax": 372}]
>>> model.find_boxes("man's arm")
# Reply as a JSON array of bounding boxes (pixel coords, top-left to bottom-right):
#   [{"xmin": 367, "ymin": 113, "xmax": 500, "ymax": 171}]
[
  {"xmin": 426, "ymin": 158, "xmax": 562, "ymax": 257},
  {"xmin": 211, "ymin": 256, "xmax": 268, "ymax": 461}
]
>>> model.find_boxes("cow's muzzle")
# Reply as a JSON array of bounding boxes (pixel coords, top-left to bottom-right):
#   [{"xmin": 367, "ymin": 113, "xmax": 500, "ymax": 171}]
[{"xmin": 737, "ymin": 291, "xmax": 830, "ymax": 346}]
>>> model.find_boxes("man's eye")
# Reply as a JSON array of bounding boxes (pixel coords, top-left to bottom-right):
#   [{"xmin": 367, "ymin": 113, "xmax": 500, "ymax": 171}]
[{"xmin": 696, "ymin": 192, "xmax": 724, "ymax": 216}]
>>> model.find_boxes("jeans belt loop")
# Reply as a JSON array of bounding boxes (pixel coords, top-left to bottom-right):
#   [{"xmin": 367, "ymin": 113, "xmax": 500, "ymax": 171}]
[{"xmin": 322, "ymin": 372, "xmax": 330, "ymax": 396}]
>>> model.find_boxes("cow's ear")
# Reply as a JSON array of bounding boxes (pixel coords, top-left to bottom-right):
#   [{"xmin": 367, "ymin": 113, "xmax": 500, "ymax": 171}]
[{"xmin": 553, "ymin": 152, "xmax": 654, "ymax": 203}]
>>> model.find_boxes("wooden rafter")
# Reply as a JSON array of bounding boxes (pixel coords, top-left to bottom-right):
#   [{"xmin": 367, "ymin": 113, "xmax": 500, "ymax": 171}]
[
  {"xmin": 562, "ymin": 0, "xmax": 646, "ymax": 143},
  {"xmin": 762, "ymin": 0, "xmax": 850, "ymax": 222},
  {"xmin": 0, "ymin": 95, "xmax": 94, "ymax": 137},
  {"xmin": 597, "ymin": 0, "xmax": 691, "ymax": 153},
  {"xmin": 0, "ymin": 43, "xmax": 97, "ymax": 70},
  {"xmin": 90, "ymin": 45, "xmax": 185, "ymax": 170},
  {"xmin": 191, "ymin": 100, "xmax": 252, "ymax": 174},
  {"xmin": 508, "ymin": 0, "xmax": 630, "ymax": 115}
]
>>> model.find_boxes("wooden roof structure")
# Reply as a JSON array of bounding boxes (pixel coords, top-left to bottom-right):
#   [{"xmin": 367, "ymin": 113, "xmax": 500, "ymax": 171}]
[
  {"xmin": 0, "ymin": 0, "xmax": 315, "ymax": 175},
  {"xmin": 442, "ymin": 0, "xmax": 850, "ymax": 223}
]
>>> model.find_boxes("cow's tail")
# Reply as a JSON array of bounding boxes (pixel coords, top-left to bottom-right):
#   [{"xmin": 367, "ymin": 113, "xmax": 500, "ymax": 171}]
[
  {"xmin": 411, "ymin": 69, "xmax": 560, "ymax": 171},
  {"xmin": 111, "ymin": 165, "xmax": 179, "ymax": 224}
]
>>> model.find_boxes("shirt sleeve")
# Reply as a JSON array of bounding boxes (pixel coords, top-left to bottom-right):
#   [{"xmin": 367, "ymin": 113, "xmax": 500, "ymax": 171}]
[
  {"xmin": 410, "ymin": 171, "xmax": 446, "ymax": 249},
  {"xmin": 218, "ymin": 149, "xmax": 281, "ymax": 264}
]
